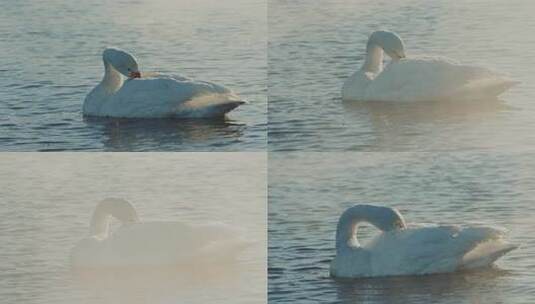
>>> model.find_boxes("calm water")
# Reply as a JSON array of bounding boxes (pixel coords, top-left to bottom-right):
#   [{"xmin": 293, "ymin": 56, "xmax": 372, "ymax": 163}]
[
  {"xmin": 268, "ymin": 0, "xmax": 535, "ymax": 151},
  {"xmin": 0, "ymin": 153, "xmax": 266, "ymax": 304},
  {"xmin": 269, "ymin": 152, "xmax": 535, "ymax": 303},
  {"xmin": 0, "ymin": 0, "xmax": 266, "ymax": 151}
]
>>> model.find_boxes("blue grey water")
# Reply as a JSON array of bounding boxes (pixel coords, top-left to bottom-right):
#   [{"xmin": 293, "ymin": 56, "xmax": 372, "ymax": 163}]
[
  {"xmin": 0, "ymin": 0, "xmax": 266, "ymax": 151},
  {"xmin": 0, "ymin": 153, "xmax": 266, "ymax": 304},
  {"xmin": 268, "ymin": 0, "xmax": 535, "ymax": 151},
  {"xmin": 269, "ymin": 152, "xmax": 535, "ymax": 303}
]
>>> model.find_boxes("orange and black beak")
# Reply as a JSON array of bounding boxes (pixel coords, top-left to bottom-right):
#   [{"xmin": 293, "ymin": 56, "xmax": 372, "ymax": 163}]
[{"xmin": 128, "ymin": 71, "xmax": 141, "ymax": 78}]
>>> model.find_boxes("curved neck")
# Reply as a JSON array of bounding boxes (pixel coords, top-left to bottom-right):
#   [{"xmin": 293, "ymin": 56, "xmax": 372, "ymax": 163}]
[
  {"xmin": 335, "ymin": 206, "xmax": 365, "ymax": 252},
  {"xmin": 90, "ymin": 213, "xmax": 111, "ymax": 238},
  {"xmin": 335, "ymin": 205, "xmax": 388, "ymax": 253},
  {"xmin": 89, "ymin": 198, "xmax": 140, "ymax": 237},
  {"xmin": 101, "ymin": 60, "xmax": 123, "ymax": 94},
  {"xmin": 361, "ymin": 42, "xmax": 383, "ymax": 74}
]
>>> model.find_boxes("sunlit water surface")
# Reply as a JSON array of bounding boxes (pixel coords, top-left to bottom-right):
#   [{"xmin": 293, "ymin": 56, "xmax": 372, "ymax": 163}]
[
  {"xmin": 268, "ymin": 0, "xmax": 535, "ymax": 151},
  {"xmin": 0, "ymin": 0, "xmax": 266, "ymax": 151},
  {"xmin": 0, "ymin": 153, "xmax": 266, "ymax": 304},
  {"xmin": 269, "ymin": 152, "xmax": 535, "ymax": 303}
]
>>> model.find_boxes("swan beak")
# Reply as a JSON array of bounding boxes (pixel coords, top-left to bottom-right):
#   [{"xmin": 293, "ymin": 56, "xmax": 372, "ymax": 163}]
[{"xmin": 128, "ymin": 71, "xmax": 141, "ymax": 78}]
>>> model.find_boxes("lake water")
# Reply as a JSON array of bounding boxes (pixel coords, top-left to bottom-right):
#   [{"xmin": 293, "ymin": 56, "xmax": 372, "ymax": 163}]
[
  {"xmin": 268, "ymin": 0, "xmax": 535, "ymax": 151},
  {"xmin": 269, "ymin": 152, "xmax": 535, "ymax": 303},
  {"xmin": 0, "ymin": 153, "xmax": 266, "ymax": 304},
  {"xmin": 0, "ymin": 0, "xmax": 266, "ymax": 151}
]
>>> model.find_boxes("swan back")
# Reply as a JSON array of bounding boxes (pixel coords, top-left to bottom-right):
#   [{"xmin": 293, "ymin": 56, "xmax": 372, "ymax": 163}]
[
  {"xmin": 367, "ymin": 224, "xmax": 516, "ymax": 276},
  {"xmin": 90, "ymin": 198, "xmax": 140, "ymax": 238},
  {"xmin": 335, "ymin": 205, "xmax": 405, "ymax": 251}
]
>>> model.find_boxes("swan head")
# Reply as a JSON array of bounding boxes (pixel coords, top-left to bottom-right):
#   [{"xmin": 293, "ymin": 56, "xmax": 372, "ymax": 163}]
[
  {"xmin": 335, "ymin": 205, "xmax": 406, "ymax": 252},
  {"xmin": 340, "ymin": 204, "xmax": 406, "ymax": 232},
  {"xmin": 103, "ymin": 48, "xmax": 141, "ymax": 78},
  {"xmin": 375, "ymin": 206, "xmax": 406, "ymax": 231},
  {"xmin": 369, "ymin": 31, "xmax": 406, "ymax": 61},
  {"xmin": 355, "ymin": 205, "xmax": 406, "ymax": 231},
  {"xmin": 90, "ymin": 198, "xmax": 140, "ymax": 237}
]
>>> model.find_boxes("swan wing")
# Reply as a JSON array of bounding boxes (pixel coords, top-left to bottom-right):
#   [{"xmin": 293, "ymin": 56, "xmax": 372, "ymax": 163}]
[
  {"xmin": 141, "ymin": 72, "xmax": 190, "ymax": 81},
  {"xmin": 101, "ymin": 76, "xmax": 240, "ymax": 118},
  {"xmin": 101, "ymin": 222, "xmax": 246, "ymax": 266},
  {"xmin": 370, "ymin": 224, "xmax": 511, "ymax": 276},
  {"xmin": 366, "ymin": 57, "xmax": 514, "ymax": 102}
]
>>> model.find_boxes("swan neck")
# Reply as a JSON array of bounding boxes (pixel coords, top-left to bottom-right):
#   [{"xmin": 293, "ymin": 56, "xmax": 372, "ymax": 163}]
[
  {"xmin": 90, "ymin": 210, "xmax": 110, "ymax": 238},
  {"xmin": 335, "ymin": 205, "xmax": 396, "ymax": 252},
  {"xmin": 361, "ymin": 43, "xmax": 383, "ymax": 74},
  {"xmin": 335, "ymin": 208, "xmax": 366, "ymax": 252},
  {"xmin": 101, "ymin": 60, "xmax": 123, "ymax": 94}
]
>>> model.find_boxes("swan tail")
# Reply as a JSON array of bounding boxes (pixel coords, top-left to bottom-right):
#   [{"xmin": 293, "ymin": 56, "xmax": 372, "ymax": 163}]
[
  {"xmin": 198, "ymin": 239, "xmax": 251, "ymax": 263},
  {"xmin": 455, "ymin": 78, "xmax": 519, "ymax": 99},
  {"xmin": 207, "ymin": 100, "xmax": 247, "ymax": 114},
  {"xmin": 456, "ymin": 226, "xmax": 517, "ymax": 269},
  {"xmin": 174, "ymin": 93, "xmax": 246, "ymax": 118},
  {"xmin": 461, "ymin": 242, "xmax": 518, "ymax": 269}
]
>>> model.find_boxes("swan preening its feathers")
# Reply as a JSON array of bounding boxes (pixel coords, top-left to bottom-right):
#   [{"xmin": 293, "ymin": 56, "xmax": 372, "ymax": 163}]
[
  {"xmin": 71, "ymin": 198, "xmax": 248, "ymax": 269},
  {"xmin": 83, "ymin": 48, "xmax": 246, "ymax": 118},
  {"xmin": 330, "ymin": 205, "xmax": 517, "ymax": 278},
  {"xmin": 342, "ymin": 31, "xmax": 517, "ymax": 102}
]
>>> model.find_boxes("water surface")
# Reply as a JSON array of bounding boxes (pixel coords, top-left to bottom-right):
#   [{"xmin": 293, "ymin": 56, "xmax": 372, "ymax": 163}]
[
  {"xmin": 0, "ymin": 0, "xmax": 266, "ymax": 151},
  {"xmin": 268, "ymin": 0, "xmax": 535, "ymax": 151},
  {"xmin": 269, "ymin": 152, "xmax": 535, "ymax": 303}
]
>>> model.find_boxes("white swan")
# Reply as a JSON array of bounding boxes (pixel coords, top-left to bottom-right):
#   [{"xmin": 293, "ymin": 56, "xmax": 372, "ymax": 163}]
[
  {"xmin": 342, "ymin": 31, "xmax": 517, "ymax": 102},
  {"xmin": 71, "ymin": 198, "xmax": 248, "ymax": 269},
  {"xmin": 83, "ymin": 48, "xmax": 246, "ymax": 118},
  {"xmin": 330, "ymin": 205, "xmax": 517, "ymax": 278}
]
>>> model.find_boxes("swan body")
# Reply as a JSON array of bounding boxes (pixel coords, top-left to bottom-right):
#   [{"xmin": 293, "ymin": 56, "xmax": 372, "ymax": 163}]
[
  {"xmin": 342, "ymin": 31, "xmax": 517, "ymax": 102},
  {"xmin": 330, "ymin": 205, "xmax": 517, "ymax": 278},
  {"xmin": 83, "ymin": 48, "xmax": 245, "ymax": 118},
  {"xmin": 71, "ymin": 198, "xmax": 247, "ymax": 269}
]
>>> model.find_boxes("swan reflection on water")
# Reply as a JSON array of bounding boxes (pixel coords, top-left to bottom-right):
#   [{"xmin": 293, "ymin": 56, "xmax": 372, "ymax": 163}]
[
  {"xmin": 333, "ymin": 268, "xmax": 511, "ymax": 304},
  {"xmin": 343, "ymin": 97, "xmax": 509, "ymax": 124},
  {"xmin": 83, "ymin": 116, "xmax": 246, "ymax": 151},
  {"xmin": 342, "ymin": 97, "xmax": 510, "ymax": 150},
  {"xmin": 72, "ymin": 263, "xmax": 249, "ymax": 304}
]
